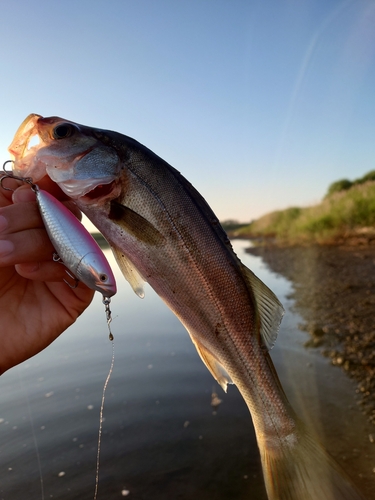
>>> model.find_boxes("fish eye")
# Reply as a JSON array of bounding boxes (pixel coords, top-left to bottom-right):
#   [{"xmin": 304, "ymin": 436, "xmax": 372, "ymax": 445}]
[
  {"xmin": 52, "ymin": 123, "xmax": 76, "ymax": 140},
  {"xmin": 100, "ymin": 274, "xmax": 108, "ymax": 282}
]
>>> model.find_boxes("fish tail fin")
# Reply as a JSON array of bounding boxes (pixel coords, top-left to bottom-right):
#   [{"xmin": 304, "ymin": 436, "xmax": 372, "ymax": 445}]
[{"xmin": 259, "ymin": 430, "xmax": 365, "ymax": 500}]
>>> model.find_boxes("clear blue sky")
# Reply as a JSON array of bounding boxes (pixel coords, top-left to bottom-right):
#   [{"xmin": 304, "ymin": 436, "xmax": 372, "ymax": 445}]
[{"xmin": 1, "ymin": 0, "xmax": 375, "ymax": 222}]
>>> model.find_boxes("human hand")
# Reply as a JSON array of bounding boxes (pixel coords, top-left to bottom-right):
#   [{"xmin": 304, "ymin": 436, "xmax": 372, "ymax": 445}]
[{"xmin": 0, "ymin": 175, "xmax": 94, "ymax": 374}]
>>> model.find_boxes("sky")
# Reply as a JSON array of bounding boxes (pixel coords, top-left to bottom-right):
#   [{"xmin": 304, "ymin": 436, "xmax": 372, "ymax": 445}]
[{"xmin": 1, "ymin": 0, "xmax": 375, "ymax": 223}]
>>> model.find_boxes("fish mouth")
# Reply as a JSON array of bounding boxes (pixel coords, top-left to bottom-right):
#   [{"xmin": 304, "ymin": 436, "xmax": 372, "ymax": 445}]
[
  {"xmin": 8, "ymin": 114, "xmax": 46, "ymax": 180},
  {"xmin": 83, "ymin": 181, "xmax": 117, "ymax": 199},
  {"xmin": 8, "ymin": 113, "xmax": 41, "ymax": 160}
]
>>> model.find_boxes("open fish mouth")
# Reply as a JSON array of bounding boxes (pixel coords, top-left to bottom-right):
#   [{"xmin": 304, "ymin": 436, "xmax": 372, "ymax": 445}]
[
  {"xmin": 8, "ymin": 113, "xmax": 48, "ymax": 181},
  {"xmin": 8, "ymin": 113, "xmax": 41, "ymax": 160}
]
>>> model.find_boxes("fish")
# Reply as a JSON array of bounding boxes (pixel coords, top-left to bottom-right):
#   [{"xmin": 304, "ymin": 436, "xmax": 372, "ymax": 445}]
[{"xmin": 8, "ymin": 114, "xmax": 365, "ymax": 500}]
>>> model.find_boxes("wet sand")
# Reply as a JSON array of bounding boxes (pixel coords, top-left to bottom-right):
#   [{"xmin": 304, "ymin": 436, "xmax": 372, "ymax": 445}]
[{"xmin": 248, "ymin": 243, "xmax": 375, "ymax": 498}]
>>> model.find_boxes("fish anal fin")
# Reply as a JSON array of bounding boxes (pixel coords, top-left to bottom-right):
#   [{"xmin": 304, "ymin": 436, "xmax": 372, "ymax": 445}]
[
  {"xmin": 241, "ymin": 263, "xmax": 284, "ymax": 350},
  {"xmin": 189, "ymin": 334, "xmax": 233, "ymax": 392},
  {"xmin": 111, "ymin": 245, "xmax": 145, "ymax": 298},
  {"xmin": 109, "ymin": 200, "xmax": 164, "ymax": 246}
]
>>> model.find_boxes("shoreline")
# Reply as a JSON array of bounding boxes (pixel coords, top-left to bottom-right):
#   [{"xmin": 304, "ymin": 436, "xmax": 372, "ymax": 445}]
[{"xmin": 246, "ymin": 243, "xmax": 375, "ymax": 426}]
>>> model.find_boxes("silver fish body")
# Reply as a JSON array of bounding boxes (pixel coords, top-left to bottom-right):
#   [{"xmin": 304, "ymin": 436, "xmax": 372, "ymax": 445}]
[
  {"xmin": 35, "ymin": 187, "xmax": 116, "ymax": 298},
  {"xmin": 8, "ymin": 115, "xmax": 365, "ymax": 500}
]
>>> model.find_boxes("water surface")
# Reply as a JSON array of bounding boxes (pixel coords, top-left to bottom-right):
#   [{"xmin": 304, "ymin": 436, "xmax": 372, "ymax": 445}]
[{"xmin": 0, "ymin": 241, "xmax": 372, "ymax": 499}]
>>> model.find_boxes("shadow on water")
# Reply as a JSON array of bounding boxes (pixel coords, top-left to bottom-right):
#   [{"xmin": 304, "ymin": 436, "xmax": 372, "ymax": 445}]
[{"xmin": 0, "ymin": 241, "xmax": 373, "ymax": 499}]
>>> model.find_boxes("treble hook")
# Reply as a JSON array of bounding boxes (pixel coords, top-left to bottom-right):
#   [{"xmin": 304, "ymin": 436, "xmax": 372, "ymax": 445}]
[
  {"xmin": 1, "ymin": 160, "xmax": 35, "ymax": 192},
  {"xmin": 3, "ymin": 160, "xmax": 14, "ymax": 174},
  {"xmin": 53, "ymin": 253, "xmax": 80, "ymax": 289},
  {"xmin": 63, "ymin": 270, "xmax": 80, "ymax": 289}
]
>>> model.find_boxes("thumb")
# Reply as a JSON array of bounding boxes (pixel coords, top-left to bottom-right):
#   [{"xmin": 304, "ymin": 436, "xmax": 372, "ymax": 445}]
[{"xmin": 12, "ymin": 185, "xmax": 36, "ymax": 203}]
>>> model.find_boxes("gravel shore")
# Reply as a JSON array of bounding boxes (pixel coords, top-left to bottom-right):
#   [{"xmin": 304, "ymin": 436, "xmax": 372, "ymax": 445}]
[{"xmin": 247, "ymin": 244, "xmax": 375, "ymax": 425}]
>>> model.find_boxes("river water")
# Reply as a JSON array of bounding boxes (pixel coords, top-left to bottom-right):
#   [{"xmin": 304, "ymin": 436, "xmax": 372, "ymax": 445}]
[{"xmin": 0, "ymin": 240, "xmax": 373, "ymax": 500}]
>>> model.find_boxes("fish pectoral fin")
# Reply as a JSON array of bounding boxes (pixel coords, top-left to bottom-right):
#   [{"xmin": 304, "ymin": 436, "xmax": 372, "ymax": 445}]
[
  {"xmin": 109, "ymin": 200, "xmax": 165, "ymax": 246},
  {"xmin": 189, "ymin": 334, "xmax": 233, "ymax": 392},
  {"xmin": 111, "ymin": 245, "xmax": 145, "ymax": 298},
  {"xmin": 241, "ymin": 263, "xmax": 285, "ymax": 350}
]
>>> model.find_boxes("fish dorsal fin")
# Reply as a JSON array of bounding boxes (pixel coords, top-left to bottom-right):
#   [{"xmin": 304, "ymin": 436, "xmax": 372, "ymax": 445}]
[
  {"xmin": 111, "ymin": 245, "xmax": 145, "ymax": 298},
  {"xmin": 241, "ymin": 263, "xmax": 284, "ymax": 350},
  {"xmin": 188, "ymin": 333, "xmax": 233, "ymax": 392}
]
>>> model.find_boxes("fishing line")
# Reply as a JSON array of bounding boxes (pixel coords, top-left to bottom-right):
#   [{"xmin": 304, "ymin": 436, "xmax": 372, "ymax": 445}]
[
  {"xmin": 93, "ymin": 293, "xmax": 115, "ymax": 498},
  {"xmin": 18, "ymin": 371, "xmax": 45, "ymax": 500},
  {"xmin": 93, "ymin": 336, "xmax": 115, "ymax": 500}
]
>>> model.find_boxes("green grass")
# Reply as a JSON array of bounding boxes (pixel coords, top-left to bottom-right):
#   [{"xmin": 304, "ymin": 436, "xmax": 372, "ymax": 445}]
[
  {"xmin": 324, "ymin": 169, "xmax": 375, "ymax": 197},
  {"xmin": 239, "ymin": 181, "xmax": 375, "ymax": 244}
]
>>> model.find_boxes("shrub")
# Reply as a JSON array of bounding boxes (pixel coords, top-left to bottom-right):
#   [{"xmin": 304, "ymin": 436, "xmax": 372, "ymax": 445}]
[
  {"xmin": 245, "ymin": 170, "xmax": 375, "ymax": 244},
  {"xmin": 354, "ymin": 170, "xmax": 375, "ymax": 185},
  {"xmin": 325, "ymin": 179, "xmax": 352, "ymax": 197}
]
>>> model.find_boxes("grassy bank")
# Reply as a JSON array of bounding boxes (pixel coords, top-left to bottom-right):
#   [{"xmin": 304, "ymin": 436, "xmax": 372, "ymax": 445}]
[{"xmin": 233, "ymin": 180, "xmax": 375, "ymax": 245}]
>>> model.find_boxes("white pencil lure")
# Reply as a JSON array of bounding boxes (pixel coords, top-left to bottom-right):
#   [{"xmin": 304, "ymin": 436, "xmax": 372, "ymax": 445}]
[{"xmin": 1, "ymin": 163, "xmax": 117, "ymax": 339}]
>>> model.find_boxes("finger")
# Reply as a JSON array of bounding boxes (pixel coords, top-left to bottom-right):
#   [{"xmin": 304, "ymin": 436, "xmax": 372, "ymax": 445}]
[
  {"xmin": 0, "ymin": 201, "xmax": 43, "ymax": 235},
  {"xmin": 15, "ymin": 260, "xmax": 75, "ymax": 282},
  {"xmin": 12, "ymin": 184, "xmax": 37, "ymax": 203},
  {"xmin": 0, "ymin": 228, "xmax": 55, "ymax": 266}
]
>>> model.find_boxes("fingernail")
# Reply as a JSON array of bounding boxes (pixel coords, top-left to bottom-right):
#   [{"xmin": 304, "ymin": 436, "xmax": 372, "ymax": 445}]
[
  {"xmin": 16, "ymin": 262, "xmax": 40, "ymax": 273},
  {"xmin": 0, "ymin": 240, "xmax": 14, "ymax": 256},
  {"xmin": 12, "ymin": 187, "xmax": 36, "ymax": 203},
  {"xmin": 0, "ymin": 215, "xmax": 8, "ymax": 232}
]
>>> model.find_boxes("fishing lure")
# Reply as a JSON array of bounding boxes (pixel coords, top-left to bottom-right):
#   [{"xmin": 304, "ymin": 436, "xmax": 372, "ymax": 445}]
[{"xmin": 1, "ymin": 161, "xmax": 117, "ymax": 339}]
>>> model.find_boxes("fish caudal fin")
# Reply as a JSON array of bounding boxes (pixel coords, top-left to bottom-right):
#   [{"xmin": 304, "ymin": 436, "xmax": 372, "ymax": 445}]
[{"xmin": 260, "ymin": 429, "xmax": 365, "ymax": 500}]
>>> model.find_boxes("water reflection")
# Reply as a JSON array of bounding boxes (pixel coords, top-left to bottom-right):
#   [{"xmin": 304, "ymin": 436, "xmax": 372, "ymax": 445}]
[{"xmin": 0, "ymin": 241, "xmax": 370, "ymax": 499}]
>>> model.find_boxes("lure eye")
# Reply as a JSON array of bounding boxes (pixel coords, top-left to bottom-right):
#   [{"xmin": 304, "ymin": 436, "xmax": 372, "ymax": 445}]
[
  {"xmin": 99, "ymin": 274, "xmax": 108, "ymax": 282},
  {"xmin": 52, "ymin": 123, "xmax": 76, "ymax": 140}
]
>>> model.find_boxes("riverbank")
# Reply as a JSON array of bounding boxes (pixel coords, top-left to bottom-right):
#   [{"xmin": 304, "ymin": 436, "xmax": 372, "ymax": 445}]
[
  {"xmin": 229, "ymin": 178, "xmax": 375, "ymax": 245},
  {"xmin": 247, "ymin": 244, "xmax": 375, "ymax": 425}
]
